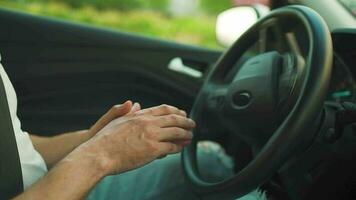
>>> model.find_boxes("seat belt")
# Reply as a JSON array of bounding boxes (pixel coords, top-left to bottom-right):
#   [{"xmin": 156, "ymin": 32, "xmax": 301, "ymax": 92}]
[{"xmin": 0, "ymin": 74, "xmax": 23, "ymax": 199}]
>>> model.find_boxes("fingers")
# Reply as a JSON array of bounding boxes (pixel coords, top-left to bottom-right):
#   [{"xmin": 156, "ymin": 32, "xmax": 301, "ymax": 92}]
[
  {"xmin": 158, "ymin": 142, "xmax": 184, "ymax": 155},
  {"xmin": 90, "ymin": 101, "xmax": 133, "ymax": 134},
  {"xmin": 157, "ymin": 141, "xmax": 189, "ymax": 159},
  {"xmin": 130, "ymin": 102, "xmax": 141, "ymax": 113},
  {"xmin": 105, "ymin": 101, "xmax": 133, "ymax": 121},
  {"xmin": 157, "ymin": 127, "xmax": 193, "ymax": 142},
  {"xmin": 135, "ymin": 104, "xmax": 187, "ymax": 117},
  {"xmin": 173, "ymin": 140, "xmax": 191, "ymax": 146},
  {"xmin": 155, "ymin": 114, "xmax": 195, "ymax": 129}
]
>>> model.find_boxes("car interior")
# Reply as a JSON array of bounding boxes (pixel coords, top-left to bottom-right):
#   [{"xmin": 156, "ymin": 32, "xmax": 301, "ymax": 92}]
[{"xmin": 0, "ymin": 0, "xmax": 356, "ymax": 199}]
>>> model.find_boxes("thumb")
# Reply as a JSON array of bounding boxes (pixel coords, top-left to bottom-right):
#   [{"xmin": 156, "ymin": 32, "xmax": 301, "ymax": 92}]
[
  {"xmin": 90, "ymin": 101, "xmax": 133, "ymax": 135},
  {"xmin": 112, "ymin": 100, "xmax": 133, "ymax": 116},
  {"xmin": 106, "ymin": 100, "xmax": 133, "ymax": 119}
]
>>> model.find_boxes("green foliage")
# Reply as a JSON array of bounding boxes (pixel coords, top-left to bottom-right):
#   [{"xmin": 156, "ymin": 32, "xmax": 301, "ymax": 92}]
[
  {"xmin": 12, "ymin": 0, "xmax": 169, "ymax": 11},
  {"xmin": 12, "ymin": 0, "xmax": 230, "ymax": 14},
  {"xmin": 0, "ymin": 1, "xmax": 221, "ymax": 48},
  {"xmin": 200, "ymin": 0, "xmax": 231, "ymax": 15}
]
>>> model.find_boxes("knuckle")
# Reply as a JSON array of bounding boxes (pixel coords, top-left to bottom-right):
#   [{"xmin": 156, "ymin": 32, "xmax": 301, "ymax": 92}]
[
  {"xmin": 180, "ymin": 110, "xmax": 187, "ymax": 116},
  {"xmin": 184, "ymin": 118, "xmax": 193, "ymax": 126},
  {"xmin": 173, "ymin": 128, "xmax": 183, "ymax": 137},
  {"xmin": 168, "ymin": 144, "xmax": 181, "ymax": 153},
  {"xmin": 169, "ymin": 114, "xmax": 179, "ymax": 122},
  {"xmin": 160, "ymin": 104, "xmax": 171, "ymax": 112},
  {"xmin": 161, "ymin": 104, "xmax": 168, "ymax": 108},
  {"xmin": 172, "ymin": 127, "xmax": 181, "ymax": 133},
  {"xmin": 146, "ymin": 108, "xmax": 154, "ymax": 115},
  {"xmin": 166, "ymin": 143, "xmax": 175, "ymax": 152},
  {"xmin": 171, "ymin": 106, "xmax": 179, "ymax": 113},
  {"xmin": 162, "ymin": 104, "xmax": 179, "ymax": 114}
]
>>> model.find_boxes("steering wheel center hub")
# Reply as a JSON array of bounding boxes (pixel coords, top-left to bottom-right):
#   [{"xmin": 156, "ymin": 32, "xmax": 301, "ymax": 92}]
[{"xmin": 227, "ymin": 51, "xmax": 282, "ymax": 114}]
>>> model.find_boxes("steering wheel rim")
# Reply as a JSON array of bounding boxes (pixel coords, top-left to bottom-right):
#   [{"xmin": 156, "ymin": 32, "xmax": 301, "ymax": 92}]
[{"xmin": 182, "ymin": 5, "xmax": 333, "ymax": 199}]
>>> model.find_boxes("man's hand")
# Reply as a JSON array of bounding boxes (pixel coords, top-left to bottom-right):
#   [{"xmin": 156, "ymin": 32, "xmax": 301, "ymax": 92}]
[
  {"xmin": 80, "ymin": 104, "xmax": 195, "ymax": 175},
  {"xmin": 17, "ymin": 104, "xmax": 193, "ymax": 200},
  {"xmin": 30, "ymin": 101, "xmax": 141, "ymax": 168}
]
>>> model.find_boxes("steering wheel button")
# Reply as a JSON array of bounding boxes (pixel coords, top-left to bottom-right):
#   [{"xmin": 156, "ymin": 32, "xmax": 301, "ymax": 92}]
[{"xmin": 232, "ymin": 92, "xmax": 251, "ymax": 107}]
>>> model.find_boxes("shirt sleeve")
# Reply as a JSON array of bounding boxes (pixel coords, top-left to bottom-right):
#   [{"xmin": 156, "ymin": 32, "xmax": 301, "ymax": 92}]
[{"xmin": 0, "ymin": 54, "xmax": 48, "ymax": 189}]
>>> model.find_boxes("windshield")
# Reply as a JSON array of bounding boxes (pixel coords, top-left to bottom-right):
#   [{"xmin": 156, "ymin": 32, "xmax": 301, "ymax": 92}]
[{"xmin": 339, "ymin": 0, "xmax": 356, "ymax": 17}]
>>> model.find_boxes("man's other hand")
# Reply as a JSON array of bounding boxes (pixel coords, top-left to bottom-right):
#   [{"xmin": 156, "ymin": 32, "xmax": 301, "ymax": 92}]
[{"xmin": 87, "ymin": 101, "xmax": 141, "ymax": 138}]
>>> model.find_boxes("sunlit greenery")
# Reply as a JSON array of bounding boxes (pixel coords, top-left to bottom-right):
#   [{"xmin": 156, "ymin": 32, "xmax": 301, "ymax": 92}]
[{"xmin": 0, "ymin": 0, "xmax": 231, "ymax": 49}]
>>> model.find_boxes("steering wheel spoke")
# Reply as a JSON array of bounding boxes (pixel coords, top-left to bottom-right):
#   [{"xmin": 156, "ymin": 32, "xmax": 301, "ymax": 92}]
[{"xmin": 205, "ymin": 83, "xmax": 229, "ymax": 113}]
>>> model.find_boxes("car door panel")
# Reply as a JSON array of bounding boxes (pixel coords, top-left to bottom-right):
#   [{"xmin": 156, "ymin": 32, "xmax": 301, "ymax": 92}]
[{"xmin": 0, "ymin": 8, "xmax": 222, "ymax": 135}]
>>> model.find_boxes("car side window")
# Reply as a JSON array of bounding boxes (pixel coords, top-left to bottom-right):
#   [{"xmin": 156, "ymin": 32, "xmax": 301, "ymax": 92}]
[{"xmin": 0, "ymin": 0, "xmax": 237, "ymax": 49}]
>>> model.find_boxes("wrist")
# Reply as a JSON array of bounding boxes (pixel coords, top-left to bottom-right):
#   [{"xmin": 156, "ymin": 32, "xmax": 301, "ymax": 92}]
[
  {"xmin": 76, "ymin": 139, "xmax": 119, "ymax": 176},
  {"xmin": 67, "ymin": 143, "xmax": 110, "ymax": 180}
]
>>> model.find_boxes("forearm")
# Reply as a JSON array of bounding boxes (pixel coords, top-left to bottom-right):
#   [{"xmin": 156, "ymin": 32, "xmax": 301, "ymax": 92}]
[
  {"xmin": 14, "ymin": 144, "xmax": 107, "ymax": 200},
  {"xmin": 30, "ymin": 101, "xmax": 139, "ymax": 168},
  {"xmin": 30, "ymin": 130, "xmax": 91, "ymax": 168},
  {"xmin": 14, "ymin": 104, "xmax": 192, "ymax": 200}
]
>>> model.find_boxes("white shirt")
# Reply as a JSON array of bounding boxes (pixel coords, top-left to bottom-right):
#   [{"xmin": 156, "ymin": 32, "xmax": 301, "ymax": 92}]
[{"xmin": 0, "ymin": 54, "xmax": 47, "ymax": 190}]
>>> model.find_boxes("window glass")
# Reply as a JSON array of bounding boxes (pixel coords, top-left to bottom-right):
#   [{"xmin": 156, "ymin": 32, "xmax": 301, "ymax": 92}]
[
  {"xmin": 339, "ymin": 0, "xmax": 356, "ymax": 17},
  {"xmin": 0, "ymin": 0, "xmax": 235, "ymax": 49}
]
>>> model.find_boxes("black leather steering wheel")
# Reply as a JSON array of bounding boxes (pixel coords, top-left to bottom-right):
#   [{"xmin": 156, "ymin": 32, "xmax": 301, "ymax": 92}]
[{"xmin": 182, "ymin": 5, "xmax": 333, "ymax": 200}]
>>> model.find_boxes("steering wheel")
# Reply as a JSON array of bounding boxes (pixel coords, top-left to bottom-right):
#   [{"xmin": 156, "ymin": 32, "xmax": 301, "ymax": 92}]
[{"xmin": 182, "ymin": 5, "xmax": 333, "ymax": 199}]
